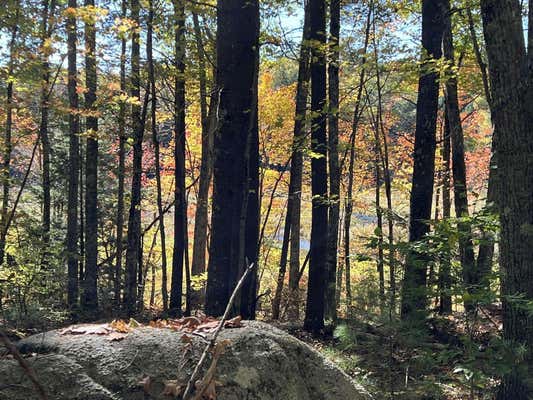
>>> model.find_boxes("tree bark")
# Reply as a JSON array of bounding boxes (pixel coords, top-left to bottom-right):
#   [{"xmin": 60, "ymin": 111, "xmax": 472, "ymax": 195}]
[
  {"xmin": 114, "ymin": 0, "xmax": 127, "ymax": 306},
  {"xmin": 191, "ymin": 12, "xmax": 215, "ymax": 310},
  {"xmin": 205, "ymin": 0, "xmax": 259, "ymax": 318},
  {"xmin": 272, "ymin": 2, "xmax": 310, "ymax": 321},
  {"xmin": 325, "ymin": 0, "xmax": 341, "ymax": 322},
  {"xmin": 439, "ymin": 115, "xmax": 452, "ymax": 314},
  {"xmin": 400, "ymin": 0, "xmax": 445, "ymax": 320},
  {"xmin": 480, "ymin": 1, "xmax": 533, "ymax": 398},
  {"xmin": 81, "ymin": 0, "xmax": 98, "ymax": 313},
  {"xmin": 147, "ymin": 0, "xmax": 169, "ymax": 311},
  {"xmin": 66, "ymin": 0, "xmax": 80, "ymax": 310},
  {"xmin": 304, "ymin": 0, "xmax": 328, "ymax": 334},
  {"xmin": 169, "ymin": 0, "xmax": 187, "ymax": 316},
  {"xmin": 124, "ymin": 0, "xmax": 143, "ymax": 315},
  {"xmin": 443, "ymin": 2, "xmax": 477, "ymax": 308}
]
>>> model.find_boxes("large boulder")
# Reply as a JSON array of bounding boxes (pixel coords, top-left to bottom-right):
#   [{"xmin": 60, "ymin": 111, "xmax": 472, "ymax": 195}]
[{"xmin": 0, "ymin": 321, "xmax": 371, "ymax": 400}]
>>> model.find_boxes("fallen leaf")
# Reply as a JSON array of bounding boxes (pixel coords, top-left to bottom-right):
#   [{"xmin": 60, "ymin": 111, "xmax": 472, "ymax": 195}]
[
  {"xmin": 162, "ymin": 380, "xmax": 183, "ymax": 397},
  {"xmin": 110, "ymin": 319, "xmax": 131, "ymax": 333},
  {"xmin": 107, "ymin": 332, "xmax": 127, "ymax": 342},
  {"xmin": 137, "ymin": 376, "xmax": 152, "ymax": 394}
]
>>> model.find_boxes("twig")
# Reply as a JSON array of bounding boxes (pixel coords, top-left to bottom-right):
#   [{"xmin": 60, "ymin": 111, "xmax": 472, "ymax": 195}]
[
  {"xmin": 181, "ymin": 263, "xmax": 255, "ymax": 400},
  {"xmin": 0, "ymin": 330, "xmax": 47, "ymax": 400}
]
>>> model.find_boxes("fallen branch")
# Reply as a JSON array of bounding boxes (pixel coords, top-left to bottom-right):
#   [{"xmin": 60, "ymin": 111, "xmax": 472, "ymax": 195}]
[
  {"xmin": 181, "ymin": 263, "xmax": 255, "ymax": 400},
  {"xmin": 0, "ymin": 330, "xmax": 47, "ymax": 400}
]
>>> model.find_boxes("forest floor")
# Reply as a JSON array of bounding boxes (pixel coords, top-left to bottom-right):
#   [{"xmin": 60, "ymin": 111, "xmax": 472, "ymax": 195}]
[{"xmin": 281, "ymin": 309, "xmax": 502, "ymax": 400}]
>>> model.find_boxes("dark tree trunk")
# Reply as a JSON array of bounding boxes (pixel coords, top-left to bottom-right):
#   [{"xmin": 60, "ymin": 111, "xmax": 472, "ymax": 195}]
[
  {"xmin": 114, "ymin": 0, "xmax": 127, "ymax": 306},
  {"xmin": 272, "ymin": 2, "xmax": 310, "ymax": 321},
  {"xmin": 443, "ymin": 2, "xmax": 477, "ymax": 307},
  {"xmin": 400, "ymin": 0, "xmax": 445, "ymax": 320},
  {"xmin": 467, "ymin": 6, "xmax": 496, "ymax": 280},
  {"xmin": 190, "ymin": 12, "xmax": 213, "ymax": 310},
  {"xmin": 480, "ymin": 1, "xmax": 533, "ymax": 398},
  {"xmin": 124, "ymin": 0, "xmax": 143, "ymax": 315},
  {"xmin": 439, "ymin": 115, "xmax": 452, "ymax": 314},
  {"xmin": 205, "ymin": 0, "xmax": 259, "ymax": 317},
  {"xmin": 169, "ymin": 0, "xmax": 187, "ymax": 316},
  {"xmin": 81, "ymin": 0, "xmax": 98, "ymax": 313},
  {"xmin": 304, "ymin": 0, "xmax": 328, "ymax": 334},
  {"xmin": 325, "ymin": 0, "xmax": 341, "ymax": 322},
  {"xmin": 66, "ymin": 0, "xmax": 80, "ymax": 309},
  {"xmin": 147, "ymin": 0, "xmax": 169, "ymax": 311}
]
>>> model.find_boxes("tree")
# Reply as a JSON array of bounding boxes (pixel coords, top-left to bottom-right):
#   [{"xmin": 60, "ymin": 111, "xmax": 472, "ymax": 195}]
[
  {"xmin": 169, "ymin": 0, "xmax": 187, "ymax": 316},
  {"xmin": 114, "ymin": 0, "xmax": 127, "ymax": 306},
  {"xmin": 81, "ymin": 0, "xmax": 98, "ymax": 312},
  {"xmin": 400, "ymin": 0, "xmax": 446, "ymax": 320},
  {"xmin": 66, "ymin": 0, "xmax": 80, "ymax": 309},
  {"xmin": 442, "ymin": 1, "xmax": 477, "ymax": 306},
  {"xmin": 304, "ymin": 0, "xmax": 328, "ymax": 333},
  {"xmin": 190, "ymin": 11, "xmax": 214, "ymax": 310},
  {"xmin": 124, "ymin": 0, "xmax": 143, "ymax": 315},
  {"xmin": 205, "ymin": 0, "xmax": 260, "ymax": 317},
  {"xmin": 38, "ymin": 0, "xmax": 56, "ymax": 270},
  {"xmin": 271, "ymin": 1, "xmax": 310, "ymax": 321},
  {"xmin": 325, "ymin": 0, "xmax": 340, "ymax": 322},
  {"xmin": 480, "ymin": 0, "xmax": 533, "ymax": 397}
]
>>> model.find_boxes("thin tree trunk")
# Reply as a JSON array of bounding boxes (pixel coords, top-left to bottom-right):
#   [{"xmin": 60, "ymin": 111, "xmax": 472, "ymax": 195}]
[
  {"xmin": 0, "ymin": 1, "xmax": 20, "ymax": 268},
  {"xmin": 325, "ymin": 0, "xmax": 341, "ymax": 322},
  {"xmin": 191, "ymin": 12, "xmax": 215, "ymax": 310},
  {"xmin": 114, "ymin": 0, "xmax": 127, "ymax": 306},
  {"xmin": 39, "ymin": 0, "xmax": 56, "ymax": 270},
  {"xmin": 124, "ymin": 0, "xmax": 143, "ymax": 315},
  {"xmin": 169, "ymin": 0, "xmax": 187, "ymax": 316},
  {"xmin": 400, "ymin": 0, "xmax": 446, "ymax": 320},
  {"xmin": 443, "ymin": 2, "xmax": 477, "ymax": 307},
  {"xmin": 467, "ymin": 6, "xmax": 496, "ymax": 280},
  {"xmin": 66, "ymin": 0, "xmax": 80, "ymax": 309},
  {"xmin": 375, "ymin": 158, "xmax": 385, "ymax": 309},
  {"xmin": 147, "ymin": 0, "xmax": 169, "ymax": 311},
  {"xmin": 439, "ymin": 115, "xmax": 452, "ymax": 314},
  {"xmin": 272, "ymin": 1, "xmax": 311, "ymax": 321},
  {"xmin": 372, "ymin": 16, "xmax": 396, "ymax": 312},
  {"xmin": 81, "ymin": 0, "xmax": 98, "ymax": 313},
  {"xmin": 304, "ymin": 0, "xmax": 328, "ymax": 334},
  {"xmin": 344, "ymin": 4, "xmax": 372, "ymax": 314}
]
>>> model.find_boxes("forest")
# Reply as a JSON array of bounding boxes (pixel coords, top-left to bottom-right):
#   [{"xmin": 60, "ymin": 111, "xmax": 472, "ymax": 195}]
[{"xmin": 0, "ymin": 0, "xmax": 532, "ymax": 399}]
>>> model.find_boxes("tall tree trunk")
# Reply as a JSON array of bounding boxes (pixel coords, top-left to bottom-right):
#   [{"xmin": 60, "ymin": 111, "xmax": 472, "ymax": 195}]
[
  {"xmin": 480, "ymin": 1, "xmax": 533, "ymax": 398},
  {"xmin": 272, "ymin": 2, "xmax": 311, "ymax": 321},
  {"xmin": 400, "ymin": 0, "xmax": 445, "ymax": 320},
  {"xmin": 439, "ymin": 115, "xmax": 452, "ymax": 314},
  {"xmin": 169, "ymin": 0, "xmax": 187, "ymax": 316},
  {"xmin": 0, "ymin": 1, "xmax": 20, "ymax": 309},
  {"xmin": 114, "ymin": 0, "xmax": 127, "ymax": 306},
  {"xmin": 205, "ymin": 0, "xmax": 259, "ymax": 318},
  {"xmin": 124, "ymin": 0, "xmax": 143, "ymax": 315},
  {"xmin": 81, "ymin": 0, "xmax": 98, "ymax": 313},
  {"xmin": 190, "ymin": 12, "xmax": 214, "ymax": 310},
  {"xmin": 304, "ymin": 0, "xmax": 328, "ymax": 334},
  {"xmin": 374, "ymin": 157, "xmax": 385, "ymax": 309},
  {"xmin": 344, "ymin": 4, "xmax": 372, "ymax": 314},
  {"xmin": 39, "ymin": 0, "xmax": 55, "ymax": 270},
  {"xmin": 443, "ymin": 2, "xmax": 477, "ymax": 307},
  {"xmin": 66, "ymin": 0, "xmax": 80, "ymax": 309},
  {"xmin": 467, "ymin": 6, "xmax": 496, "ymax": 280},
  {"xmin": 147, "ymin": 0, "xmax": 169, "ymax": 311},
  {"xmin": 325, "ymin": 0, "xmax": 341, "ymax": 322}
]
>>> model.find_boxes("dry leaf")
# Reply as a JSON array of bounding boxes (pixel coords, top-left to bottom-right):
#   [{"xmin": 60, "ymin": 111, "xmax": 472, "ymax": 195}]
[
  {"xmin": 110, "ymin": 319, "xmax": 131, "ymax": 333},
  {"xmin": 137, "ymin": 376, "xmax": 152, "ymax": 394},
  {"xmin": 162, "ymin": 380, "xmax": 183, "ymax": 397}
]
